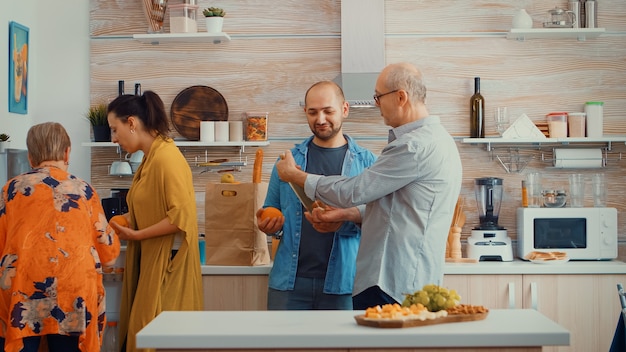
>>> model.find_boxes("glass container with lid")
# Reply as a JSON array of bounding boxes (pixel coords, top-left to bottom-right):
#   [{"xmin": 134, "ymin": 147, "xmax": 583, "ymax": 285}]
[{"xmin": 544, "ymin": 7, "xmax": 576, "ymax": 28}]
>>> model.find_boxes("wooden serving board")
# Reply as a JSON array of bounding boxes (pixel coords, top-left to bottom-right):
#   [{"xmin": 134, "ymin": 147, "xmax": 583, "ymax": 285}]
[
  {"xmin": 354, "ymin": 312, "xmax": 488, "ymax": 329},
  {"xmin": 170, "ymin": 85, "xmax": 229, "ymax": 141}
]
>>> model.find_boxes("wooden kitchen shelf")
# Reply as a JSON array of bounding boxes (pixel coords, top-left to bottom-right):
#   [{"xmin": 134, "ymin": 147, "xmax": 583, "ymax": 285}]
[
  {"xmin": 463, "ymin": 136, "xmax": 626, "ymax": 173},
  {"xmin": 83, "ymin": 140, "xmax": 269, "ymax": 154},
  {"xmin": 506, "ymin": 28, "xmax": 605, "ymax": 41},
  {"xmin": 133, "ymin": 32, "xmax": 231, "ymax": 44}
]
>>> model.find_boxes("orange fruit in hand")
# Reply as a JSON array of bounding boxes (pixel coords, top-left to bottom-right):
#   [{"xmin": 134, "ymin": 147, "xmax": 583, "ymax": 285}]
[
  {"xmin": 260, "ymin": 207, "xmax": 283, "ymax": 222},
  {"xmin": 110, "ymin": 215, "xmax": 129, "ymax": 229}
]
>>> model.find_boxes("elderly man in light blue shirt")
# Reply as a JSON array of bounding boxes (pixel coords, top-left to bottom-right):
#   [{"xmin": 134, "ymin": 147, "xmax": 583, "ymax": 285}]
[{"xmin": 276, "ymin": 62, "xmax": 462, "ymax": 309}]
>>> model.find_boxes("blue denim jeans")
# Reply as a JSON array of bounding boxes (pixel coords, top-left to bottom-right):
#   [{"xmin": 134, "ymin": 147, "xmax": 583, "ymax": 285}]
[
  {"xmin": 267, "ymin": 276, "xmax": 352, "ymax": 310},
  {"xmin": 0, "ymin": 334, "xmax": 80, "ymax": 352},
  {"xmin": 352, "ymin": 285, "xmax": 399, "ymax": 310}
]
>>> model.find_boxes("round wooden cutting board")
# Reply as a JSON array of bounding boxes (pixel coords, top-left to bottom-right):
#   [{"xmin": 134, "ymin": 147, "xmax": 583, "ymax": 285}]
[{"xmin": 170, "ymin": 85, "xmax": 229, "ymax": 141}]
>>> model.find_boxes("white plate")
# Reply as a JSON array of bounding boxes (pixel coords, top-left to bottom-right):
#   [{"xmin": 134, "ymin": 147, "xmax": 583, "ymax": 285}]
[{"xmin": 530, "ymin": 257, "xmax": 570, "ymax": 264}]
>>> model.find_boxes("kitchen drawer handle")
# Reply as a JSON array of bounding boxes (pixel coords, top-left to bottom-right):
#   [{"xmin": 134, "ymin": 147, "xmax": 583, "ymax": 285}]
[
  {"xmin": 530, "ymin": 282, "xmax": 538, "ymax": 310},
  {"xmin": 508, "ymin": 282, "xmax": 516, "ymax": 309}
]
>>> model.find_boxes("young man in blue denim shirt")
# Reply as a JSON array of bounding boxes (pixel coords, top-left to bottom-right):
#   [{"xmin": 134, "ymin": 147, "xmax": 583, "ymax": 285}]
[
  {"xmin": 256, "ymin": 81, "xmax": 377, "ymax": 310},
  {"xmin": 276, "ymin": 63, "xmax": 463, "ymax": 310}
]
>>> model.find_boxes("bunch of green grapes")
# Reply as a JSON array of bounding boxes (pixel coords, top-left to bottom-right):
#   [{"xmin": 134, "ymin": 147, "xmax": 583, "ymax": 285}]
[{"xmin": 402, "ymin": 284, "xmax": 461, "ymax": 312}]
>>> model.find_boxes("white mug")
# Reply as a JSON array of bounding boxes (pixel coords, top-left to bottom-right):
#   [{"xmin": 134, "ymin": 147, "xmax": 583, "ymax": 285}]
[
  {"xmin": 110, "ymin": 161, "xmax": 132, "ymax": 175},
  {"xmin": 125, "ymin": 150, "xmax": 144, "ymax": 163}
]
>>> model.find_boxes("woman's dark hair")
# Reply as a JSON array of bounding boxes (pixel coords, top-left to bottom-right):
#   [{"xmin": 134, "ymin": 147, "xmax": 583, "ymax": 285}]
[{"xmin": 107, "ymin": 90, "xmax": 170, "ymax": 137}]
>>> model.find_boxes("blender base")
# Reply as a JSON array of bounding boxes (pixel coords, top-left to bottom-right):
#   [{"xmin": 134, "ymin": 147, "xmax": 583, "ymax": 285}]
[{"xmin": 467, "ymin": 229, "xmax": 513, "ymax": 262}]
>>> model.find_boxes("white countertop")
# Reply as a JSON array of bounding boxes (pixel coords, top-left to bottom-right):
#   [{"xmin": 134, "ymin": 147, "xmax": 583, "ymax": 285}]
[
  {"xmin": 136, "ymin": 309, "xmax": 569, "ymax": 349},
  {"xmin": 201, "ymin": 260, "xmax": 626, "ymax": 275}
]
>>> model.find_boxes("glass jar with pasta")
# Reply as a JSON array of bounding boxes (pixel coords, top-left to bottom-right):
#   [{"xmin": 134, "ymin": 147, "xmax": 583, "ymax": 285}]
[{"xmin": 245, "ymin": 112, "xmax": 268, "ymax": 141}]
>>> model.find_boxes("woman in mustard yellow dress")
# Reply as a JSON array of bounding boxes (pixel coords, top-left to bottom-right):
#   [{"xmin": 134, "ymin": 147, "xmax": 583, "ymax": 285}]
[
  {"xmin": 107, "ymin": 91, "xmax": 203, "ymax": 352},
  {"xmin": 0, "ymin": 122, "xmax": 121, "ymax": 352}
]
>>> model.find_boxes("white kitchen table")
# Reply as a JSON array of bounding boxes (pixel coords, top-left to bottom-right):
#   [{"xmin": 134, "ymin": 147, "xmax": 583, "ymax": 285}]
[{"xmin": 136, "ymin": 309, "xmax": 569, "ymax": 352}]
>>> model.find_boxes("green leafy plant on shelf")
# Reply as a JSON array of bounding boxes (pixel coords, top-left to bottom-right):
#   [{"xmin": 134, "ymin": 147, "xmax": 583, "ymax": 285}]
[
  {"xmin": 0, "ymin": 133, "xmax": 10, "ymax": 142},
  {"xmin": 202, "ymin": 7, "xmax": 226, "ymax": 17},
  {"xmin": 85, "ymin": 103, "xmax": 108, "ymax": 126}
]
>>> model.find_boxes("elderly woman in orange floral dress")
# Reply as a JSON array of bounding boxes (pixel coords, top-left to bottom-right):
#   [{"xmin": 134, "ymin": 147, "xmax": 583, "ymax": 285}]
[{"xmin": 0, "ymin": 122, "xmax": 120, "ymax": 352}]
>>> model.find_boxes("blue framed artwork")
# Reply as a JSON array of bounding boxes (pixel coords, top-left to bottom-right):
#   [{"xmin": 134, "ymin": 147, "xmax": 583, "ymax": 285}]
[{"xmin": 9, "ymin": 21, "xmax": 29, "ymax": 114}]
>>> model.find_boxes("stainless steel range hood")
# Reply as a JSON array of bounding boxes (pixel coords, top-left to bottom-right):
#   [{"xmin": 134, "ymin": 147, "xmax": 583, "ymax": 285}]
[{"xmin": 334, "ymin": 0, "xmax": 385, "ymax": 107}]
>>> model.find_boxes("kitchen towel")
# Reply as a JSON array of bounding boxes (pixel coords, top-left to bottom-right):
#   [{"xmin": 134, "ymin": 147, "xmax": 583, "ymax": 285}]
[
  {"xmin": 200, "ymin": 121, "xmax": 215, "ymax": 142},
  {"xmin": 553, "ymin": 148, "xmax": 603, "ymax": 168},
  {"xmin": 214, "ymin": 121, "xmax": 229, "ymax": 142}
]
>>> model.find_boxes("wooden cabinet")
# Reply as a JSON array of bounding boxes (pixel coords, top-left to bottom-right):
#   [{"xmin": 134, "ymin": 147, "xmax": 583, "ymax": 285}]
[
  {"xmin": 444, "ymin": 273, "xmax": 626, "ymax": 352},
  {"xmin": 202, "ymin": 275, "xmax": 268, "ymax": 311},
  {"xmin": 444, "ymin": 274, "xmax": 523, "ymax": 310}
]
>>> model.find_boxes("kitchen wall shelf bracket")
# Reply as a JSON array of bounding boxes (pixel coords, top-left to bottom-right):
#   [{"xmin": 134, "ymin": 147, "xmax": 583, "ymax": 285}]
[
  {"xmin": 463, "ymin": 137, "xmax": 626, "ymax": 172},
  {"xmin": 539, "ymin": 148, "xmax": 623, "ymax": 168},
  {"xmin": 494, "ymin": 148, "xmax": 532, "ymax": 174},
  {"xmin": 196, "ymin": 156, "xmax": 248, "ymax": 174},
  {"xmin": 506, "ymin": 28, "xmax": 605, "ymax": 41},
  {"xmin": 462, "ymin": 137, "xmax": 626, "ymax": 152},
  {"xmin": 132, "ymin": 32, "xmax": 231, "ymax": 45}
]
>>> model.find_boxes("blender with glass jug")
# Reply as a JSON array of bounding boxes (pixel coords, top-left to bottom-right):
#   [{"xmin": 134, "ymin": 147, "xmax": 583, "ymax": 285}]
[{"xmin": 467, "ymin": 177, "xmax": 513, "ymax": 261}]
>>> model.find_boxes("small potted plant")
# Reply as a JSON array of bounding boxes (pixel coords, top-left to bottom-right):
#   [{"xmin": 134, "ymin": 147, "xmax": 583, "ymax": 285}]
[
  {"xmin": 202, "ymin": 7, "xmax": 225, "ymax": 33},
  {"xmin": 0, "ymin": 133, "xmax": 10, "ymax": 153},
  {"xmin": 86, "ymin": 103, "xmax": 110, "ymax": 142}
]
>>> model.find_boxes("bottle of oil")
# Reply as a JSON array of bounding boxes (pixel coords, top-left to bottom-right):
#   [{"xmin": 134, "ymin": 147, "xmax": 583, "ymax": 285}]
[
  {"xmin": 469, "ymin": 77, "xmax": 485, "ymax": 138},
  {"xmin": 521, "ymin": 180, "xmax": 528, "ymax": 207}
]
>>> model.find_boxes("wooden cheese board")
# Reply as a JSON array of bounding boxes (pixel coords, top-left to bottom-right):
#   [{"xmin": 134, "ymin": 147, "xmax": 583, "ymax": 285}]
[
  {"xmin": 354, "ymin": 312, "xmax": 488, "ymax": 329},
  {"xmin": 170, "ymin": 85, "xmax": 229, "ymax": 141}
]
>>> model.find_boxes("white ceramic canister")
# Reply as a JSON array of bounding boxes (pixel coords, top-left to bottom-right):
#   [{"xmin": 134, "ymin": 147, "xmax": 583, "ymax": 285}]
[
  {"xmin": 584, "ymin": 101, "xmax": 604, "ymax": 137},
  {"xmin": 214, "ymin": 121, "xmax": 229, "ymax": 142},
  {"xmin": 200, "ymin": 121, "xmax": 215, "ymax": 142},
  {"xmin": 229, "ymin": 121, "xmax": 243, "ymax": 141}
]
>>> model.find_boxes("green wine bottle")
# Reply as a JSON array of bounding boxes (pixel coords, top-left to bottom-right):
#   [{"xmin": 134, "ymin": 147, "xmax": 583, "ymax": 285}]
[{"xmin": 470, "ymin": 77, "xmax": 485, "ymax": 138}]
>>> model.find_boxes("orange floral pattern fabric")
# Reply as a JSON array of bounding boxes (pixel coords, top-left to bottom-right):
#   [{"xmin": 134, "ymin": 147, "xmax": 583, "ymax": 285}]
[{"xmin": 0, "ymin": 167, "xmax": 120, "ymax": 352}]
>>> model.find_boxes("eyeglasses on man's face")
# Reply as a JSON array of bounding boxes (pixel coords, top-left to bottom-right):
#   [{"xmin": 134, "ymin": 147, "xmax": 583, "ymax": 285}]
[{"xmin": 373, "ymin": 89, "xmax": 399, "ymax": 104}]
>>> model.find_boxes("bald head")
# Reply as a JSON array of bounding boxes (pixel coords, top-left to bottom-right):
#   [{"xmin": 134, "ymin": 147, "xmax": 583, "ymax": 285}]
[
  {"xmin": 380, "ymin": 62, "xmax": 427, "ymax": 105},
  {"xmin": 304, "ymin": 81, "xmax": 346, "ymax": 106}
]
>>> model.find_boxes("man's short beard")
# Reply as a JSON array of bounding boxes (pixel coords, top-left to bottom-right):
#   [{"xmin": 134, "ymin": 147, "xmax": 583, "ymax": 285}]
[{"xmin": 312, "ymin": 124, "xmax": 341, "ymax": 141}]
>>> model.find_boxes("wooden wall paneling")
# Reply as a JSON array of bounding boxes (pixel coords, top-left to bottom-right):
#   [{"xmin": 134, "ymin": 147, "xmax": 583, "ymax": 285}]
[
  {"xmin": 385, "ymin": 36, "xmax": 626, "ymax": 137},
  {"xmin": 386, "ymin": 0, "xmax": 626, "ymax": 33},
  {"xmin": 89, "ymin": 38, "xmax": 342, "ymax": 139},
  {"xmin": 90, "ymin": 0, "xmax": 626, "ymax": 261},
  {"xmin": 90, "ymin": 0, "xmax": 341, "ymax": 36}
]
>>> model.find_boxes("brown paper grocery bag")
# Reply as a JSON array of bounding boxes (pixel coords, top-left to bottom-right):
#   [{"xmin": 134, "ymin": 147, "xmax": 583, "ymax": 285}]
[{"xmin": 205, "ymin": 182, "xmax": 270, "ymax": 266}]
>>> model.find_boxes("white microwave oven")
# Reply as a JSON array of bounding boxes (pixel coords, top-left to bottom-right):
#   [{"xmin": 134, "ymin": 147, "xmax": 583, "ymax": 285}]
[{"xmin": 517, "ymin": 207, "xmax": 618, "ymax": 261}]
